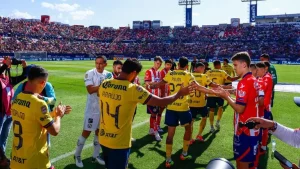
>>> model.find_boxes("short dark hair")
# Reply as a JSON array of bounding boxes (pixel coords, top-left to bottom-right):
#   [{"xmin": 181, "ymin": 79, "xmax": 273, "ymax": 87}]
[
  {"xmin": 179, "ymin": 56, "xmax": 189, "ymax": 68},
  {"xmin": 260, "ymin": 54, "xmax": 270, "ymax": 60},
  {"xmin": 195, "ymin": 62, "xmax": 205, "ymax": 68},
  {"xmin": 213, "ymin": 60, "xmax": 221, "ymax": 66},
  {"xmin": 264, "ymin": 61, "xmax": 271, "ymax": 68},
  {"xmin": 122, "ymin": 59, "xmax": 142, "ymax": 74},
  {"xmin": 223, "ymin": 59, "xmax": 229, "ymax": 63},
  {"xmin": 96, "ymin": 55, "xmax": 107, "ymax": 63},
  {"xmin": 28, "ymin": 66, "xmax": 48, "ymax": 81},
  {"xmin": 113, "ymin": 60, "xmax": 123, "ymax": 66},
  {"xmin": 250, "ymin": 63, "xmax": 256, "ymax": 69},
  {"xmin": 256, "ymin": 62, "xmax": 266, "ymax": 68},
  {"xmin": 231, "ymin": 52, "xmax": 251, "ymax": 67},
  {"xmin": 165, "ymin": 59, "xmax": 172, "ymax": 64},
  {"xmin": 154, "ymin": 56, "xmax": 163, "ymax": 63}
]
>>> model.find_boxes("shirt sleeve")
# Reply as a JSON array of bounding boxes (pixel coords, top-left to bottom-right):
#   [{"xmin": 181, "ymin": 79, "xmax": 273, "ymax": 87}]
[
  {"xmin": 84, "ymin": 71, "xmax": 94, "ymax": 86},
  {"xmin": 36, "ymin": 101, "xmax": 54, "ymax": 128},
  {"xmin": 131, "ymin": 85, "xmax": 152, "ymax": 105},
  {"xmin": 235, "ymin": 82, "xmax": 248, "ymax": 106},
  {"xmin": 163, "ymin": 71, "xmax": 171, "ymax": 83},
  {"xmin": 44, "ymin": 83, "xmax": 56, "ymax": 105},
  {"xmin": 272, "ymin": 123, "xmax": 300, "ymax": 148},
  {"xmin": 144, "ymin": 70, "xmax": 152, "ymax": 82},
  {"xmin": 12, "ymin": 83, "xmax": 23, "ymax": 101}
]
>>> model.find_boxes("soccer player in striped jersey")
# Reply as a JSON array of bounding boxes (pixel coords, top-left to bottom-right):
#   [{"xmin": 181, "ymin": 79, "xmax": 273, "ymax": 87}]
[{"xmin": 144, "ymin": 56, "xmax": 163, "ymax": 141}]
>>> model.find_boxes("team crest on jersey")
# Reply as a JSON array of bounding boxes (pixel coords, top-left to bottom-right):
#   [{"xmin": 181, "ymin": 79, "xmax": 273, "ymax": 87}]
[
  {"xmin": 238, "ymin": 90, "xmax": 246, "ymax": 97},
  {"xmin": 41, "ymin": 105, "xmax": 47, "ymax": 114},
  {"xmin": 239, "ymin": 83, "xmax": 245, "ymax": 89}
]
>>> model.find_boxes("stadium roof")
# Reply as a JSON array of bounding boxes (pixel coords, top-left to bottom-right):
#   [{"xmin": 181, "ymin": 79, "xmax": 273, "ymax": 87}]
[{"xmin": 257, "ymin": 13, "xmax": 300, "ymax": 19}]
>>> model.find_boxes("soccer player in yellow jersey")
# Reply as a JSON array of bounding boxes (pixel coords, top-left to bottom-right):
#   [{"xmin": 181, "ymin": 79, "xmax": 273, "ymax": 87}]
[
  {"xmin": 189, "ymin": 62, "xmax": 220, "ymax": 144},
  {"xmin": 222, "ymin": 59, "xmax": 236, "ymax": 85},
  {"xmin": 98, "ymin": 59, "xmax": 191, "ymax": 169},
  {"xmin": 150, "ymin": 57, "xmax": 216, "ymax": 168},
  {"xmin": 10, "ymin": 66, "xmax": 71, "ymax": 169},
  {"xmin": 206, "ymin": 60, "xmax": 239, "ymax": 132}
]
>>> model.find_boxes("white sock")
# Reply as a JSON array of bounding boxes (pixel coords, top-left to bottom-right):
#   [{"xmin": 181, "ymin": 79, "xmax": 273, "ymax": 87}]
[
  {"xmin": 75, "ymin": 136, "xmax": 86, "ymax": 157},
  {"xmin": 93, "ymin": 135, "xmax": 101, "ymax": 158}
]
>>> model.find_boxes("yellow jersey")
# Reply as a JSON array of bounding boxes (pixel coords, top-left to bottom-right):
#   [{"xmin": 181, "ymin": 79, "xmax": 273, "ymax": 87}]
[
  {"xmin": 163, "ymin": 70, "xmax": 195, "ymax": 111},
  {"xmin": 206, "ymin": 69, "xmax": 229, "ymax": 97},
  {"xmin": 189, "ymin": 73, "xmax": 212, "ymax": 107},
  {"xmin": 11, "ymin": 92, "xmax": 53, "ymax": 169},
  {"xmin": 221, "ymin": 65, "xmax": 235, "ymax": 83},
  {"xmin": 98, "ymin": 79, "xmax": 152, "ymax": 149}
]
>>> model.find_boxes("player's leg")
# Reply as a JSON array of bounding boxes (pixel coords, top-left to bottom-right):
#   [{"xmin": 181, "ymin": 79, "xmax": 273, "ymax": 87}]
[
  {"xmin": 92, "ymin": 114, "xmax": 105, "ymax": 165},
  {"xmin": 148, "ymin": 106, "xmax": 161, "ymax": 141},
  {"xmin": 261, "ymin": 110, "xmax": 271, "ymax": 152},
  {"xmin": 196, "ymin": 107, "xmax": 209, "ymax": 142},
  {"xmin": 216, "ymin": 98, "xmax": 225, "ymax": 130},
  {"xmin": 189, "ymin": 107, "xmax": 197, "ymax": 145},
  {"xmin": 207, "ymin": 97, "xmax": 216, "ymax": 132},
  {"xmin": 164, "ymin": 110, "xmax": 178, "ymax": 168},
  {"xmin": 157, "ymin": 106, "xmax": 165, "ymax": 133},
  {"xmin": 100, "ymin": 145, "xmax": 130, "ymax": 169},
  {"xmin": 179, "ymin": 111, "xmax": 193, "ymax": 161},
  {"xmin": 0, "ymin": 115, "xmax": 12, "ymax": 154}
]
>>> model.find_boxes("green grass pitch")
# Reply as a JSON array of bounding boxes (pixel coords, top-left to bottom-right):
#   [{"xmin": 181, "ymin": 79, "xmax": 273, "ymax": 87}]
[{"xmin": 6, "ymin": 61, "xmax": 300, "ymax": 169}]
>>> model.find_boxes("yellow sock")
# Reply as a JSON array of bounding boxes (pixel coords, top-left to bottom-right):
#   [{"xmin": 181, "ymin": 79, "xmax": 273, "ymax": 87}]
[
  {"xmin": 209, "ymin": 111, "xmax": 214, "ymax": 126},
  {"xmin": 198, "ymin": 118, "xmax": 207, "ymax": 136},
  {"xmin": 217, "ymin": 107, "xmax": 223, "ymax": 121},
  {"xmin": 183, "ymin": 140, "xmax": 190, "ymax": 153},
  {"xmin": 166, "ymin": 144, "xmax": 173, "ymax": 159}
]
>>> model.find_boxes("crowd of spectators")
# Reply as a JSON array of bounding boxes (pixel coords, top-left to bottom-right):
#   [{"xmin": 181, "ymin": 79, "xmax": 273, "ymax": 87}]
[{"xmin": 1, "ymin": 16, "xmax": 300, "ymax": 58}]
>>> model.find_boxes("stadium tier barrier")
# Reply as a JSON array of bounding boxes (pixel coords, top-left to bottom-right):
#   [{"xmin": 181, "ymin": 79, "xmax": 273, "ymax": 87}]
[{"xmin": 0, "ymin": 53, "xmax": 300, "ymax": 64}]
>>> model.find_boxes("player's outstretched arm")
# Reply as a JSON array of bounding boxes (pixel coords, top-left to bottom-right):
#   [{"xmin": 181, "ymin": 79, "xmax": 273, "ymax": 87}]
[
  {"xmin": 227, "ymin": 76, "xmax": 239, "ymax": 82},
  {"xmin": 148, "ymin": 80, "xmax": 167, "ymax": 89},
  {"xmin": 192, "ymin": 82, "xmax": 216, "ymax": 95},
  {"xmin": 146, "ymin": 85, "xmax": 191, "ymax": 107},
  {"xmin": 214, "ymin": 88, "xmax": 245, "ymax": 114}
]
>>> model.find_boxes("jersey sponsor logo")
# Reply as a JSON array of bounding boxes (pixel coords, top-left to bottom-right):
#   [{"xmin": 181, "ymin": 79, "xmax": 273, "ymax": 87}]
[
  {"xmin": 170, "ymin": 71, "xmax": 185, "ymax": 76},
  {"xmin": 12, "ymin": 99, "xmax": 31, "ymax": 108},
  {"xmin": 41, "ymin": 105, "xmax": 47, "ymax": 114},
  {"xmin": 238, "ymin": 90, "xmax": 246, "ymax": 97},
  {"xmin": 240, "ymin": 83, "xmax": 245, "ymax": 89},
  {"xmin": 101, "ymin": 91, "xmax": 122, "ymax": 101},
  {"xmin": 102, "ymin": 81, "xmax": 127, "ymax": 91},
  {"xmin": 138, "ymin": 92, "xmax": 149, "ymax": 100},
  {"xmin": 99, "ymin": 129, "xmax": 118, "ymax": 138},
  {"xmin": 12, "ymin": 156, "xmax": 26, "ymax": 164}
]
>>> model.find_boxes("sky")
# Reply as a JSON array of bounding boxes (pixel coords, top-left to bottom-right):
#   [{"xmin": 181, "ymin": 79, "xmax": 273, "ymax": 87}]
[{"xmin": 0, "ymin": 0, "xmax": 299, "ymax": 28}]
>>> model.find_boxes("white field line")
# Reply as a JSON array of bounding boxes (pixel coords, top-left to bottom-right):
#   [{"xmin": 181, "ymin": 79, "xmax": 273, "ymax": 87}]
[{"xmin": 50, "ymin": 119, "xmax": 150, "ymax": 163}]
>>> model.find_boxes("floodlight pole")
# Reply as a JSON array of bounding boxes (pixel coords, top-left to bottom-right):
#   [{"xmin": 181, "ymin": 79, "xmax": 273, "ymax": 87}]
[
  {"xmin": 242, "ymin": 0, "xmax": 263, "ymax": 23},
  {"xmin": 179, "ymin": 0, "xmax": 200, "ymax": 28}
]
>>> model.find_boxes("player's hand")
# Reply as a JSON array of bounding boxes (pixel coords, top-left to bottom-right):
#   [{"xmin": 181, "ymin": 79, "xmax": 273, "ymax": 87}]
[
  {"xmin": 221, "ymin": 85, "xmax": 233, "ymax": 89},
  {"xmin": 37, "ymin": 95, "xmax": 44, "ymax": 100},
  {"xmin": 178, "ymin": 84, "xmax": 190, "ymax": 96},
  {"xmin": 245, "ymin": 117, "xmax": 274, "ymax": 130},
  {"xmin": 280, "ymin": 162, "xmax": 299, "ymax": 169},
  {"xmin": 213, "ymin": 88, "xmax": 230, "ymax": 98},
  {"xmin": 64, "ymin": 105, "xmax": 72, "ymax": 114}
]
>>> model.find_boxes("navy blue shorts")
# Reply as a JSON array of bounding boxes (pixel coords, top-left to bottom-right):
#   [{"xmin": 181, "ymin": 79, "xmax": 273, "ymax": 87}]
[
  {"xmin": 264, "ymin": 110, "xmax": 272, "ymax": 120},
  {"xmin": 190, "ymin": 107, "xmax": 208, "ymax": 119},
  {"xmin": 233, "ymin": 133, "xmax": 259, "ymax": 162},
  {"xmin": 147, "ymin": 105, "xmax": 160, "ymax": 114},
  {"xmin": 165, "ymin": 109, "xmax": 192, "ymax": 127},
  {"xmin": 207, "ymin": 97, "xmax": 224, "ymax": 108},
  {"xmin": 101, "ymin": 145, "xmax": 131, "ymax": 169}
]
